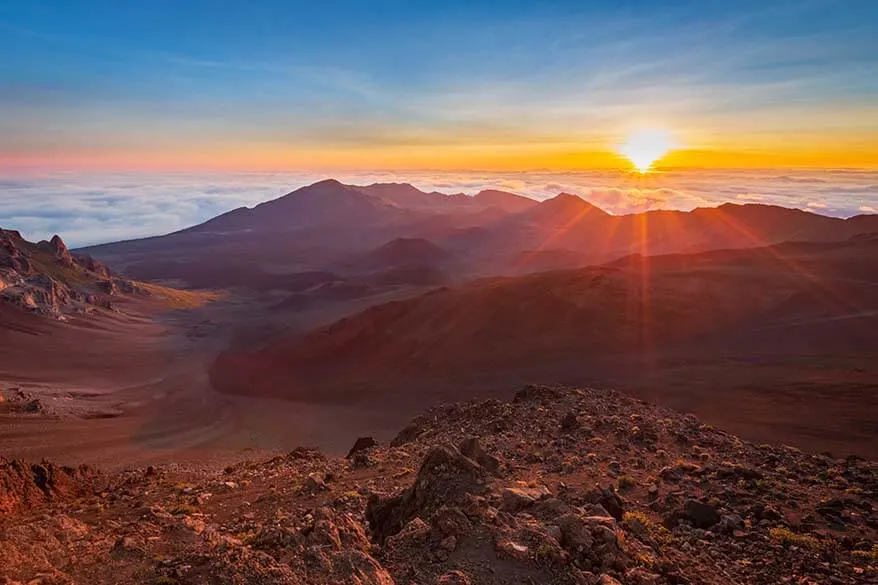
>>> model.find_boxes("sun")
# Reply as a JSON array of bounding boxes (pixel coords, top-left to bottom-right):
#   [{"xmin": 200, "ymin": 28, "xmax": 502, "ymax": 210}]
[{"xmin": 618, "ymin": 128, "xmax": 675, "ymax": 173}]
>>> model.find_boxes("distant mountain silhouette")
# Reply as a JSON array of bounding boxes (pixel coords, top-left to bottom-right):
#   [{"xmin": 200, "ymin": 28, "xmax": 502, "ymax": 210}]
[
  {"xmin": 360, "ymin": 237, "xmax": 451, "ymax": 269},
  {"xmin": 189, "ymin": 179, "xmax": 409, "ymax": 234},
  {"xmin": 472, "ymin": 189, "xmax": 539, "ymax": 213},
  {"xmin": 79, "ymin": 179, "xmax": 878, "ymax": 289},
  {"xmin": 355, "ymin": 183, "xmax": 536, "ymax": 214}
]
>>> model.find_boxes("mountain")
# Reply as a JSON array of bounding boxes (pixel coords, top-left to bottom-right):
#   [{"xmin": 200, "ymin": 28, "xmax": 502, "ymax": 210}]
[
  {"xmin": 191, "ymin": 181, "xmax": 536, "ymax": 236},
  {"xmin": 210, "ymin": 235, "xmax": 878, "ymax": 457},
  {"xmin": 77, "ymin": 180, "xmax": 541, "ymax": 287},
  {"xmin": 358, "ymin": 237, "xmax": 452, "ymax": 269},
  {"xmin": 188, "ymin": 179, "xmax": 410, "ymax": 235},
  {"xmin": 472, "ymin": 188, "xmax": 539, "ymax": 212},
  {"xmin": 79, "ymin": 179, "xmax": 878, "ymax": 290},
  {"xmin": 446, "ymin": 198, "xmax": 878, "ymax": 267},
  {"xmin": 356, "ymin": 182, "xmax": 537, "ymax": 214}
]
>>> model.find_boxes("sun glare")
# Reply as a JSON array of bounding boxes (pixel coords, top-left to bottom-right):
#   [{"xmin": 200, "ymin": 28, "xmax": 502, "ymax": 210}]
[{"xmin": 618, "ymin": 128, "xmax": 675, "ymax": 173}]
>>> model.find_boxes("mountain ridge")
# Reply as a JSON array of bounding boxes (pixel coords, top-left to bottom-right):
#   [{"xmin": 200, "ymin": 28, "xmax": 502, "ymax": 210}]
[{"xmin": 76, "ymin": 179, "xmax": 878, "ymax": 290}]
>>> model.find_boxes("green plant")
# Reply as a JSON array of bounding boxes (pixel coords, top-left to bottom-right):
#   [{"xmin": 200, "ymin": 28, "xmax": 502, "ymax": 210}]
[
  {"xmin": 769, "ymin": 527, "xmax": 820, "ymax": 550},
  {"xmin": 623, "ymin": 511, "xmax": 672, "ymax": 546}
]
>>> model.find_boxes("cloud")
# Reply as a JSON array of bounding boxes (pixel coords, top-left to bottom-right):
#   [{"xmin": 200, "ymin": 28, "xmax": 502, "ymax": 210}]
[{"xmin": 1, "ymin": 169, "xmax": 876, "ymax": 247}]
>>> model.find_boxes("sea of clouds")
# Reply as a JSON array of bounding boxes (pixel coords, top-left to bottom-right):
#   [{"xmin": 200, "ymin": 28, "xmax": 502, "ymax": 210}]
[{"xmin": 1, "ymin": 169, "xmax": 876, "ymax": 247}]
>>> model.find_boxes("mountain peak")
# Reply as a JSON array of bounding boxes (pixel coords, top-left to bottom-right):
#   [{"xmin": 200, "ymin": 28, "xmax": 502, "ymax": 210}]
[
  {"xmin": 310, "ymin": 178, "xmax": 346, "ymax": 188},
  {"xmin": 473, "ymin": 189, "xmax": 538, "ymax": 212},
  {"xmin": 541, "ymin": 192, "xmax": 608, "ymax": 214}
]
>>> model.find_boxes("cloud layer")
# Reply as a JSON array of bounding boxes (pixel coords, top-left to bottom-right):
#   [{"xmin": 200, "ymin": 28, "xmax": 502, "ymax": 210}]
[{"xmin": 1, "ymin": 169, "xmax": 876, "ymax": 247}]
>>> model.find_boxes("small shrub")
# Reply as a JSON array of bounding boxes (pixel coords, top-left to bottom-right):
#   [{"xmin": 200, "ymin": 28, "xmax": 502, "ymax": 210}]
[
  {"xmin": 769, "ymin": 527, "xmax": 820, "ymax": 550},
  {"xmin": 618, "ymin": 475, "xmax": 637, "ymax": 491},
  {"xmin": 170, "ymin": 503, "xmax": 196, "ymax": 515},
  {"xmin": 852, "ymin": 545, "xmax": 878, "ymax": 562},
  {"xmin": 624, "ymin": 511, "xmax": 672, "ymax": 546}
]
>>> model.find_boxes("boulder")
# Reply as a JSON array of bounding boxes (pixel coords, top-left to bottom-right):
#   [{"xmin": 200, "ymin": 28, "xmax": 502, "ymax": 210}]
[
  {"xmin": 366, "ymin": 444, "xmax": 491, "ymax": 542},
  {"xmin": 347, "ymin": 436, "xmax": 378, "ymax": 458},
  {"xmin": 501, "ymin": 485, "xmax": 551, "ymax": 512},
  {"xmin": 664, "ymin": 499, "xmax": 720, "ymax": 529},
  {"xmin": 458, "ymin": 437, "xmax": 502, "ymax": 475}
]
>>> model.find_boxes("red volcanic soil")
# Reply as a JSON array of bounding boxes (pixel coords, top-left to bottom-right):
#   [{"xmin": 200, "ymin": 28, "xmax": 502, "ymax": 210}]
[
  {"xmin": 0, "ymin": 292, "xmax": 441, "ymax": 469},
  {"xmin": 0, "ymin": 303, "xmax": 168, "ymax": 388},
  {"xmin": 211, "ymin": 237, "xmax": 878, "ymax": 458}
]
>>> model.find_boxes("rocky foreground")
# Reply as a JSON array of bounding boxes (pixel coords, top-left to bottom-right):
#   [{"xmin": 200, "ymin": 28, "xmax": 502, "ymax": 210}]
[{"xmin": 1, "ymin": 386, "xmax": 875, "ymax": 585}]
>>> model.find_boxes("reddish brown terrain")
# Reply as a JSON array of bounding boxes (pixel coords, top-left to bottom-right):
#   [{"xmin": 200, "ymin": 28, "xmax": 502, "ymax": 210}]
[
  {"xmin": 211, "ymin": 235, "xmax": 878, "ymax": 459},
  {"xmin": 1, "ymin": 386, "xmax": 875, "ymax": 584},
  {"xmin": 2, "ymin": 181, "xmax": 877, "ymax": 584}
]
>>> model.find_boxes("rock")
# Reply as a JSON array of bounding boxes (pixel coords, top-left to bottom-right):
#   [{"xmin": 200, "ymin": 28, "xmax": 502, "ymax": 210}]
[
  {"xmin": 718, "ymin": 514, "xmax": 744, "ymax": 534},
  {"xmin": 436, "ymin": 571, "xmax": 472, "ymax": 585},
  {"xmin": 366, "ymin": 444, "xmax": 490, "ymax": 542},
  {"xmin": 351, "ymin": 451, "xmax": 371, "ymax": 469},
  {"xmin": 599, "ymin": 575, "xmax": 623, "ymax": 585},
  {"xmin": 625, "ymin": 568, "xmax": 663, "ymax": 584},
  {"xmin": 46, "ymin": 235, "xmax": 75, "ymax": 268},
  {"xmin": 501, "ymin": 485, "xmax": 551, "ymax": 511},
  {"xmin": 0, "ymin": 458, "xmax": 95, "ymax": 514},
  {"xmin": 110, "ymin": 535, "xmax": 145, "ymax": 560},
  {"xmin": 304, "ymin": 473, "xmax": 327, "ymax": 494},
  {"xmin": 558, "ymin": 513, "xmax": 595, "ymax": 550},
  {"xmin": 561, "ymin": 410, "xmax": 580, "ymax": 432},
  {"xmin": 665, "ymin": 499, "xmax": 720, "ymax": 529},
  {"xmin": 386, "ymin": 517, "xmax": 430, "ymax": 550},
  {"xmin": 495, "ymin": 538, "xmax": 530, "ymax": 559},
  {"xmin": 347, "ymin": 437, "xmax": 378, "ymax": 458},
  {"xmin": 439, "ymin": 534, "xmax": 457, "ymax": 552},
  {"xmin": 431, "ymin": 506, "xmax": 473, "ymax": 537},
  {"xmin": 23, "ymin": 399, "xmax": 45, "ymax": 414},
  {"xmin": 458, "ymin": 437, "xmax": 502, "ymax": 475},
  {"xmin": 594, "ymin": 524, "xmax": 618, "ymax": 545},
  {"xmin": 596, "ymin": 488, "xmax": 625, "ymax": 521},
  {"xmin": 390, "ymin": 416, "xmax": 429, "ymax": 447}
]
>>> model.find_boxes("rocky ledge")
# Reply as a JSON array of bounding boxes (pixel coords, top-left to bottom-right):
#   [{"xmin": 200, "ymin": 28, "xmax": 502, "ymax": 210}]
[
  {"xmin": 0, "ymin": 229, "xmax": 149, "ymax": 317},
  {"xmin": 0, "ymin": 386, "xmax": 875, "ymax": 584}
]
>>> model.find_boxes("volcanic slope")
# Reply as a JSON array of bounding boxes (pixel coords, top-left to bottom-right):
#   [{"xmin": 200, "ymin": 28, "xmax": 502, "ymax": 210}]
[
  {"xmin": 211, "ymin": 235, "xmax": 878, "ymax": 457},
  {"xmin": 1, "ymin": 385, "xmax": 875, "ymax": 585}
]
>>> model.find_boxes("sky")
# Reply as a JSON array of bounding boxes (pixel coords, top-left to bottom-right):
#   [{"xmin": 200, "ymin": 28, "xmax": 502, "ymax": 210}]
[
  {"xmin": 1, "ymin": 1, "xmax": 877, "ymax": 245},
  {"xmin": 1, "ymin": 0, "xmax": 877, "ymax": 171}
]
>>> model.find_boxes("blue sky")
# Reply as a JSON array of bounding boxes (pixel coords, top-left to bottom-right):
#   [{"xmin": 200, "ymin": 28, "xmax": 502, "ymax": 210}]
[{"xmin": 1, "ymin": 0, "xmax": 877, "ymax": 169}]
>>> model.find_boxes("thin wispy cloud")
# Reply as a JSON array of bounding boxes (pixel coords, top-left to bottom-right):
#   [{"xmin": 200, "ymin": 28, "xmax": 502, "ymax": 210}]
[{"xmin": 1, "ymin": 1, "xmax": 875, "ymax": 167}]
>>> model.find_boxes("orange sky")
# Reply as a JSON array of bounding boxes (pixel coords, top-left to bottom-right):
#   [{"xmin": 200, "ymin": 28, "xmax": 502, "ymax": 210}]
[{"xmin": 3, "ymin": 145, "xmax": 876, "ymax": 173}]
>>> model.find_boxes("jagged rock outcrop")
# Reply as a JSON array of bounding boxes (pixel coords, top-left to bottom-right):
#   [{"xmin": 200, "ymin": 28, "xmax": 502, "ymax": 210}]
[
  {"xmin": 0, "ymin": 228, "xmax": 148, "ymax": 316},
  {"xmin": 0, "ymin": 457, "xmax": 97, "ymax": 514}
]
